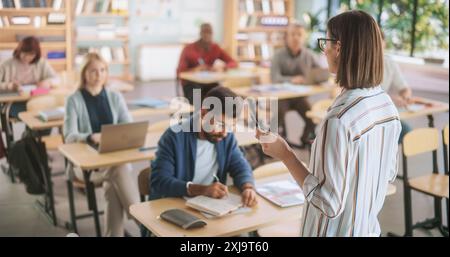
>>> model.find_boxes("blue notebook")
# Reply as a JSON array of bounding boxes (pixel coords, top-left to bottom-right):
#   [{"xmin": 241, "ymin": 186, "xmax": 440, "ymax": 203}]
[{"xmin": 130, "ymin": 98, "xmax": 169, "ymax": 109}]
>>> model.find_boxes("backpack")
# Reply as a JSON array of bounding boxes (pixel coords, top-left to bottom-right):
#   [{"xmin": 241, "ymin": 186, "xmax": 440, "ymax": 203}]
[{"xmin": 9, "ymin": 131, "xmax": 50, "ymax": 195}]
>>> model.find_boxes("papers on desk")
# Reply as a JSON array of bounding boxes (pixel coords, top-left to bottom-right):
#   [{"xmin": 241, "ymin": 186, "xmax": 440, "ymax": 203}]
[
  {"xmin": 38, "ymin": 107, "xmax": 65, "ymax": 122},
  {"xmin": 20, "ymin": 84, "xmax": 37, "ymax": 94},
  {"xmin": 256, "ymin": 179, "xmax": 305, "ymax": 208},
  {"xmin": 185, "ymin": 193, "xmax": 244, "ymax": 217},
  {"xmin": 399, "ymin": 103, "xmax": 428, "ymax": 113},
  {"xmin": 129, "ymin": 98, "xmax": 169, "ymax": 109},
  {"xmin": 249, "ymin": 84, "xmax": 312, "ymax": 94}
]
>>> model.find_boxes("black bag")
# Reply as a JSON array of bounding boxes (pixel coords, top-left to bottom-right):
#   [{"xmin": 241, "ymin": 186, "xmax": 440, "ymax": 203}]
[{"xmin": 9, "ymin": 131, "xmax": 50, "ymax": 195}]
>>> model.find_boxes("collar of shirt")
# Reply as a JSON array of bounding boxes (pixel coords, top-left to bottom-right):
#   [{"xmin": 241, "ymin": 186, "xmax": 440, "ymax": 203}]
[
  {"xmin": 81, "ymin": 87, "xmax": 107, "ymax": 100},
  {"xmin": 329, "ymin": 85, "xmax": 384, "ymax": 111}
]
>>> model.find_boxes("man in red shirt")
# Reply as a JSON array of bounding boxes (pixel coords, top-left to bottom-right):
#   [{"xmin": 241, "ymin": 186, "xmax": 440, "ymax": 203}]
[{"xmin": 177, "ymin": 23, "xmax": 237, "ymax": 104}]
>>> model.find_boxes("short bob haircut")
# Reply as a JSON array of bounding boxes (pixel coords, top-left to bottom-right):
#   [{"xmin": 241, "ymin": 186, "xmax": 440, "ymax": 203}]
[
  {"xmin": 13, "ymin": 36, "xmax": 42, "ymax": 64},
  {"xmin": 78, "ymin": 52, "xmax": 109, "ymax": 89},
  {"xmin": 327, "ymin": 10, "xmax": 384, "ymax": 89}
]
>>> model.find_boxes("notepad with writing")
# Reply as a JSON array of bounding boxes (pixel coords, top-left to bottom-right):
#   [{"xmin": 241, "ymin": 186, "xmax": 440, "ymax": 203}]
[
  {"xmin": 38, "ymin": 107, "xmax": 65, "ymax": 122},
  {"xmin": 256, "ymin": 179, "xmax": 304, "ymax": 208},
  {"xmin": 185, "ymin": 193, "xmax": 243, "ymax": 217}
]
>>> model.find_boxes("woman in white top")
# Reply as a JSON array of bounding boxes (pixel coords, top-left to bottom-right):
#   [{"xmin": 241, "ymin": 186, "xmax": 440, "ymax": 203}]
[{"xmin": 256, "ymin": 10, "xmax": 402, "ymax": 237}]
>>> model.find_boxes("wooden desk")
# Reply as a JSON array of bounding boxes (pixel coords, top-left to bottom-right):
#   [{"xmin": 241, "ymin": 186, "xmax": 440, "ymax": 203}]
[
  {"xmin": 232, "ymin": 84, "xmax": 334, "ymax": 100},
  {"xmin": 130, "ymin": 185, "xmax": 301, "ymax": 237},
  {"xmin": 306, "ymin": 97, "xmax": 449, "ymax": 126},
  {"xmin": 18, "ymin": 100, "xmax": 194, "ymax": 132},
  {"xmin": 179, "ymin": 70, "xmax": 259, "ymax": 85}
]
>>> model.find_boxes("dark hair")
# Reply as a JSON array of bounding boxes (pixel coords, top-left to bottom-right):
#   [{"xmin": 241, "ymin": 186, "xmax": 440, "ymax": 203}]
[
  {"xmin": 13, "ymin": 36, "xmax": 42, "ymax": 64},
  {"xmin": 327, "ymin": 10, "xmax": 384, "ymax": 89},
  {"xmin": 203, "ymin": 86, "xmax": 242, "ymax": 118}
]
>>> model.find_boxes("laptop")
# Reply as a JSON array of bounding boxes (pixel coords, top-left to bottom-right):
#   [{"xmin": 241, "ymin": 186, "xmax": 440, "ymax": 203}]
[
  {"xmin": 88, "ymin": 121, "xmax": 149, "ymax": 153},
  {"xmin": 304, "ymin": 68, "xmax": 330, "ymax": 84}
]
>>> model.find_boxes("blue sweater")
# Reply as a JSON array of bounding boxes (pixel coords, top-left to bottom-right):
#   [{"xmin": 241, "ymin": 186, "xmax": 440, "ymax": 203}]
[{"xmin": 149, "ymin": 119, "xmax": 254, "ymax": 200}]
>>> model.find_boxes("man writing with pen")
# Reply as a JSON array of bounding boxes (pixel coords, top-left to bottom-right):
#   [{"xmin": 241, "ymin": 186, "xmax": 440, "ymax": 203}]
[
  {"xmin": 149, "ymin": 86, "xmax": 257, "ymax": 207},
  {"xmin": 176, "ymin": 23, "xmax": 238, "ymax": 105}
]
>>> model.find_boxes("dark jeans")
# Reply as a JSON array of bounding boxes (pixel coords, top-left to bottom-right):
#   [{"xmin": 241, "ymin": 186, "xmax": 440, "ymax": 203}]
[
  {"xmin": 278, "ymin": 97, "xmax": 316, "ymax": 144},
  {"xmin": 182, "ymin": 82, "xmax": 219, "ymax": 106},
  {"xmin": 399, "ymin": 121, "xmax": 412, "ymax": 144}
]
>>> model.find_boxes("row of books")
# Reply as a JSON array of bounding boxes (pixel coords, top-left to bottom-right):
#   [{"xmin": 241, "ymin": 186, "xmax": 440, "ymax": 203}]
[
  {"xmin": 239, "ymin": 0, "xmax": 287, "ymax": 15},
  {"xmin": 77, "ymin": 24, "xmax": 128, "ymax": 39},
  {"xmin": 239, "ymin": 14, "xmax": 289, "ymax": 29},
  {"xmin": 75, "ymin": 0, "xmax": 128, "ymax": 15},
  {"xmin": 237, "ymin": 43, "xmax": 275, "ymax": 60},
  {"xmin": 75, "ymin": 46, "xmax": 127, "ymax": 64},
  {"xmin": 0, "ymin": 0, "xmax": 63, "ymax": 9},
  {"xmin": 0, "ymin": 13, "xmax": 64, "ymax": 26},
  {"xmin": 236, "ymin": 31, "xmax": 285, "ymax": 44}
]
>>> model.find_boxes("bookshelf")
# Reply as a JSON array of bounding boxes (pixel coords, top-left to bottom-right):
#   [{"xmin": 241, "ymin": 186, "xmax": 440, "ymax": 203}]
[
  {"xmin": 0, "ymin": 0, "xmax": 73, "ymax": 73},
  {"xmin": 224, "ymin": 0, "xmax": 295, "ymax": 67},
  {"xmin": 74, "ymin": 0, "xmax": 132, "ymax": 81}
]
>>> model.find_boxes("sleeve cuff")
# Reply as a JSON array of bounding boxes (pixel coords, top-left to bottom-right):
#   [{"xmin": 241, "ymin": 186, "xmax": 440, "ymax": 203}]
[{"xmin": 303, "ymin": 174, "xmax": 320, "ymax": 201}]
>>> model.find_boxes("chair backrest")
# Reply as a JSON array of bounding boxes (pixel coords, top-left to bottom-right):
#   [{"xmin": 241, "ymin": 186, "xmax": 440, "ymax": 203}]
[
  {"xmin": 443, "ymin": 124, "xmax": 449, "ymax": 174},
  {"xmin": 403, "ymin": 128, "xmax": 440, "ymax": 157},
  {"xmin": 26, "ymin": 94, "xmax": 65, "ymax": 112},
  {"xmin": 444, "ymin": 125, "xmax": 449, "ymax": 147},
  {"xmin": 253, "ymin": 161, "xmax": 289, "ymax": 180},
  {"xmin": 138, "ymin": 168, "xmax": 151, "ymax": 201}
]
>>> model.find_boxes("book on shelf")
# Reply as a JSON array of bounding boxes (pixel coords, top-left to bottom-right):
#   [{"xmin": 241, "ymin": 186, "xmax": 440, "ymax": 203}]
[
  {"xmin": 20, "ymin": 0, "xmax": 35, "ymax": 8},
  {"xmin": 111, "ymin": 0, "xmax": 127, "ymax": 15},
  {"xmin": 83, "ymin": 0, "xmax": 96, "ymax": 13},
  {"xmin": 47, "ymin": 51, "xmax": 65, "ymax": 59},
  {"xmin": 272, "ymin": 0, "xmax": 286, "ymax": 15},
  {"xmin": 2, "ymin": 16, "xmax": 10, "ymax": 26},
  {"xmin": 260, "ymin": 16, "xmax": 289, "ymax": 27},
  {"xmin": 75, "ymin": 0, "xmax": 85, "ymax": 15},
  {"xmin": 100, "ymin": 46, "xmax": 112, "ymax": 62},
  {"xmin": 47, "ymin": 12, "xmax": 65, "ymax": 24},
  {"xmin": 52, "ymin": 0, "xmax": 63, "ymax": 10},
  {"xmin": 261, "ymin": 0, "xmax": 271, "ymax": 14},
  {"xmin": 10, "ymin": 16, "xmax": 30, "ymax": 25},
  {"xmin": 112, "ymin": 47, "xmax": 125, "ymax": 61},
  {"xmin": 244, "ymin": 0, "xmax": 254, "ymax": 14},
  {"xmin": 1, "ymin": 0, "xmax": 13, "ymax": 8},
  {"xmin": 37, "ymin": 0, "xmax": 46, "ymax": 7},
  {"xmin": 33, "ymin": 15, "xmax": 40, "ymax": 27},
  {"xmin": 100, "ymin": 0, "xmax": 110, "ymax": 13},
  {"xmin": 13, "ymin": 0, "xmax": 20, "ymax": 8}
]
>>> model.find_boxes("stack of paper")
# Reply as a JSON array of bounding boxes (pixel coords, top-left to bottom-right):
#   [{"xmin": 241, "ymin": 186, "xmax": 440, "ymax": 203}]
[{"xmin": 257, "ymin": 179, "xmax": 304, "ymax": 208}]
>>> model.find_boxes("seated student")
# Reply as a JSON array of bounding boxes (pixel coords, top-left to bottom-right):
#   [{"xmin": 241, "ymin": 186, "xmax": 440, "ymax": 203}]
[
  {"xmin": 177, "ymin": 23, "xmax": 238, "ymax": 105},
  {"xmin": 63, "ymin": 53, "xmax": 139, "ymax": 237},
  {"xmin": 0, "ymin": 36, "xmax": 57, "ymax": 118},
  {"xmin": 270, "ymin": 22, "xmax": 328, "ymax": 147},
  {"xmin": 380, "ymin": 31, "xmax": 413, "ymax": 142},
  {"xmin": 149, "ymin": 86, "xmax": 257, "ymax": 207}
]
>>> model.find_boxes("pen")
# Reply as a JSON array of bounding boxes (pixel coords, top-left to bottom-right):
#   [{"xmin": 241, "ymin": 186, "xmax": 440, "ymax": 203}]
[
  {"xmin": 139, "ymin": 146, "xmax": 158, "ymax": 152},
  {"xmin": 213, "ymin": 174, "xmax": 220, "ymax": 183}
]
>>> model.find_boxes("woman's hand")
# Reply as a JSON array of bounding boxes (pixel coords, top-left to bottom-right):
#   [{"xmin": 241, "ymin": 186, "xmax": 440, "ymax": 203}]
[
  {"xmin": 255, "ymin": 129, "xmax": 293, "ymax": 161},
  {"xmin": 90, "ymin": 133, "xmax": 101, "ymax": 145}
]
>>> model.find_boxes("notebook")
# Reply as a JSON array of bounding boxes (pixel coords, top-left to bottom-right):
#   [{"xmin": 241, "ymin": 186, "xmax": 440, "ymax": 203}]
[
  {"xmin": 38, "ymin": 107, "xmax": 65, "ymax": 122},
  {"xmin": 256, "ymin": 179, "xmax": 305, "ymax": 208},
  {"xmin": 185, "ymin": 193, "xmax": 243, "ymax": 217},
  {"xmin": 129, "ymin": 98, "xmax": 169, "ymax": 109}
]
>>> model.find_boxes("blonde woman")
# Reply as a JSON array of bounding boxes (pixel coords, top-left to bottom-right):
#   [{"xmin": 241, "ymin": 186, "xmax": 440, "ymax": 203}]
[
  {"xmin": 63, "ymin": 53, "xmax": 139, "ymax": 237},
  {"xmin": 257, "ymin": 11, "xmax": 402, "ymax": 237}
]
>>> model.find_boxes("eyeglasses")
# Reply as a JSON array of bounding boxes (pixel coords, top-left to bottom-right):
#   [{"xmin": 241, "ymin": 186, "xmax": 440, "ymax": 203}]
[{"xmin": 317, "ymin": 38, "xmax": 338, "ymax": 52}]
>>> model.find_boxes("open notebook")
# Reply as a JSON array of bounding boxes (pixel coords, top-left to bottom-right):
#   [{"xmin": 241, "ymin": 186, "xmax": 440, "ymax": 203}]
[
  {"xmin": 185, "ymin": 193, "xmax": 243, "ymax": 217},
  {"xmin": 256, "ymin": 179, "xmax": 305, "ymax": 208}
]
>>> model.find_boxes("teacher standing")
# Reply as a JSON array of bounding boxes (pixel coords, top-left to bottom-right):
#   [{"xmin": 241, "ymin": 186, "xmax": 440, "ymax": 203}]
[{"xmin": 257, "ymin": 10, "xmax": 402, "ymax": 237}]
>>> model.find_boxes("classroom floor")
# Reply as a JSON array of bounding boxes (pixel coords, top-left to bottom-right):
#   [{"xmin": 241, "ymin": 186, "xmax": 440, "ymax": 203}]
[{"xmin": 0, "ymin": 81, "xmax": 448, "ymax": 237}]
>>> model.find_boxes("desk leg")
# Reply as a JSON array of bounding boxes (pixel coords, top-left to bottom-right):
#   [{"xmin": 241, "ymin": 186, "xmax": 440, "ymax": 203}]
[
  {"xmin": 82, "ymin": 169, "xmax": 102, "ymax": 237},
  {"xmin": 0, "ymin": 103, "xmax": 16, "ymax": 183}
]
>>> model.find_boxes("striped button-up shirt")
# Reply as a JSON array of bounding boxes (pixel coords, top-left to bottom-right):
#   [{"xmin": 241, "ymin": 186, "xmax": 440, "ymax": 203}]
[{"xmin": 301, "ymin": 86, "xmax": 402, "ymax": 237}]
